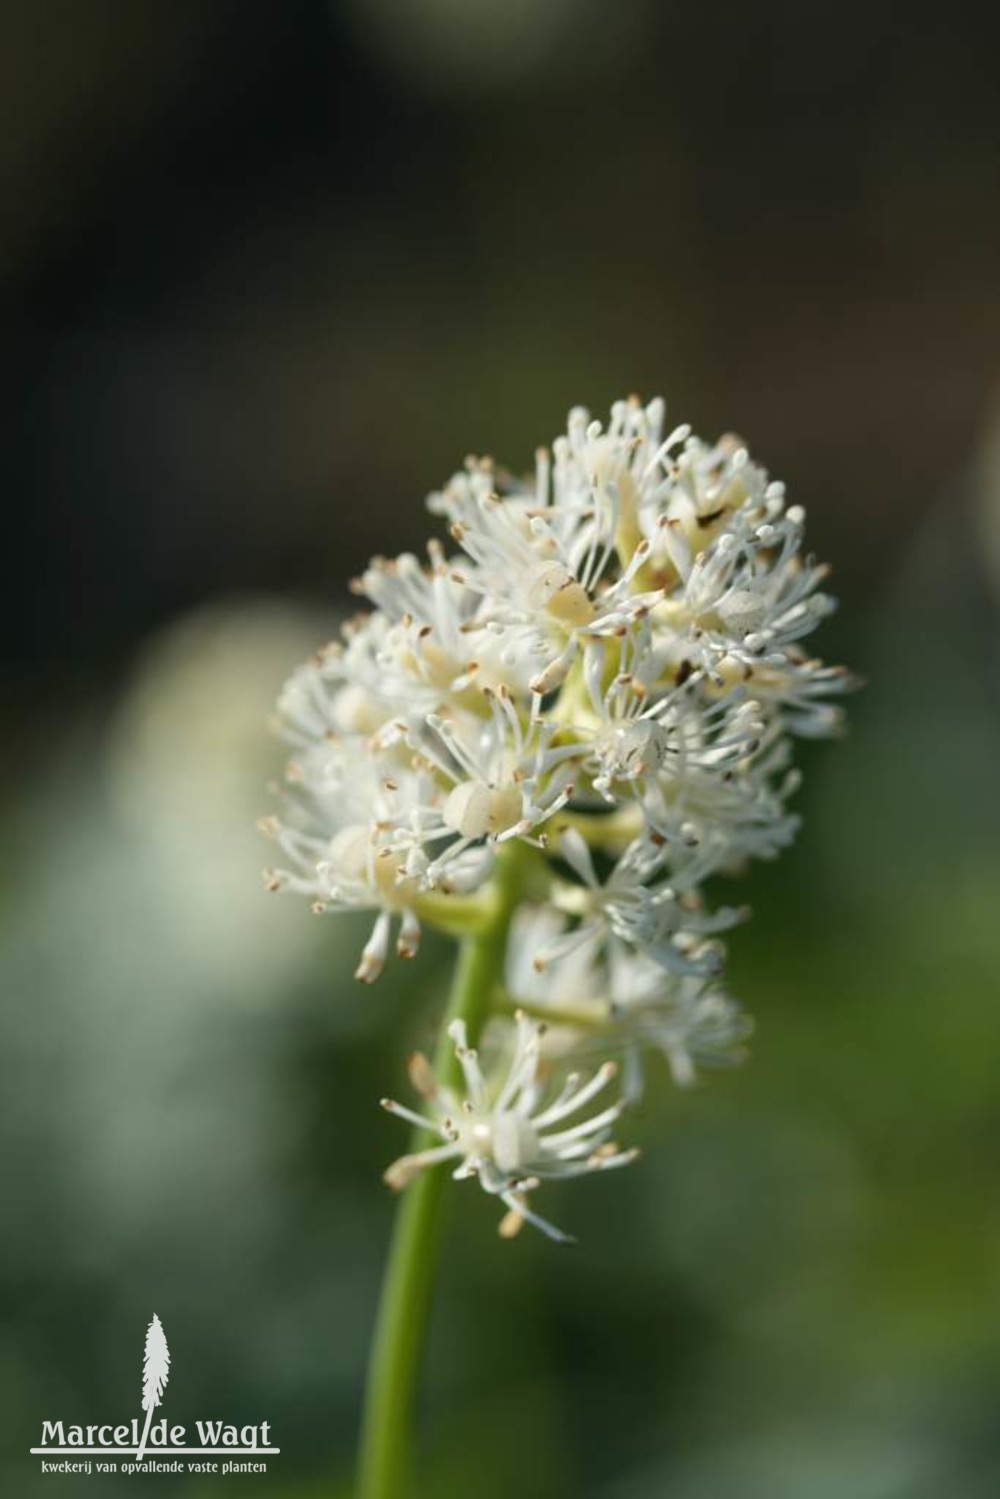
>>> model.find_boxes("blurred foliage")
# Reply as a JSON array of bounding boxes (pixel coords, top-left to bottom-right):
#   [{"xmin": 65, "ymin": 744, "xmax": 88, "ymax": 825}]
[{"xmin": 2, "ymin": 2, "xmax": 1000, "ymax": 1496}]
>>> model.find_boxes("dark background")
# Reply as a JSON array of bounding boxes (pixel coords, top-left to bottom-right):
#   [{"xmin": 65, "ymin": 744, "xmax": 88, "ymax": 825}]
[{"xmin": 3, "ymin": 3, "xmax": 1000, "ymax": 1496}]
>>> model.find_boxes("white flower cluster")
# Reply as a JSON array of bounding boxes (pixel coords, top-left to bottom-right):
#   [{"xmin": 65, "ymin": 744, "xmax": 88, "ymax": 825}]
[
  {"xmin": 381, "ymin": 1013, "xmax": 637, "ymax": 1245},
  {"xmin": 263, "ymin": 396, "xmax": 849, "ymax": 1240}
]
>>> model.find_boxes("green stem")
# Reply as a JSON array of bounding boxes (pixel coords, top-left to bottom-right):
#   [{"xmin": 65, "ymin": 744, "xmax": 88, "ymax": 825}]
[
  {"xmin": 356, "ymin": 850, "xmax": 523, "ymax": 1499},
  {"xmin": 492, "ymin": 985, "xmax": 614, "ymax": 1031}
]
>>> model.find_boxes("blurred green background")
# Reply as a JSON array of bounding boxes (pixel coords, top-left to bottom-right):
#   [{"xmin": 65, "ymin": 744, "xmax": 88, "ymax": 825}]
[{"xmin": 3, "ymin": 2, "xmax": 1000, "ymax": 1495}]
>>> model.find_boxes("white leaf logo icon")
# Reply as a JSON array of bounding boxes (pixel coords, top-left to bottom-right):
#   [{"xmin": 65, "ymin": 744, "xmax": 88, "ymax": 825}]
[{"xmin": 136, "ymin": 1314, "xmax": 170, "ymax": 1462}]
